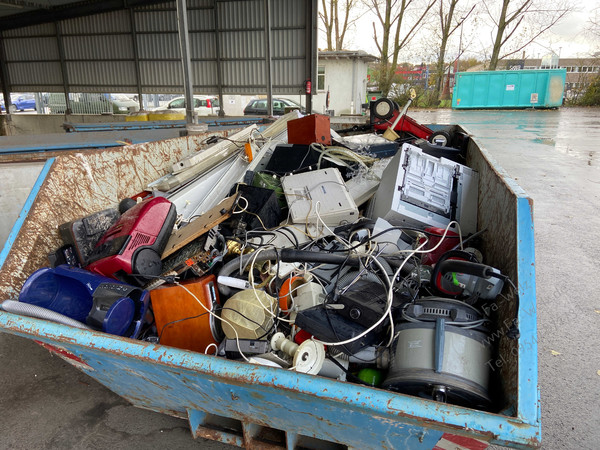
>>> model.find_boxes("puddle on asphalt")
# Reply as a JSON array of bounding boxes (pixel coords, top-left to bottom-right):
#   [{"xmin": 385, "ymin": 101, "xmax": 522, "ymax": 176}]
[
  {"xmin": 533, "ymin": 137, "xmax": 555, "ymax": 146},
  {"xmin": 410, "ymin": 109, "xmax": 599, "ymax": 167}
]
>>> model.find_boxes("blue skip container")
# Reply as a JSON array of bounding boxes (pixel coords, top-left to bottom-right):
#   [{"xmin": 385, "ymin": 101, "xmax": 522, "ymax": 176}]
[
  {"xmin": 453, "ymin": 69, "xmax": 566, "ymax": 109},
  {"xmin": 0, "ymin": 128, "xmax": 540, "ymax": 449}
]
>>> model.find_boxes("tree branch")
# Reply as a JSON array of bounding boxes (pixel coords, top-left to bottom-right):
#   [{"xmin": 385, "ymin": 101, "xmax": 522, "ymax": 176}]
[
  {"xmin": 505, "ymin": 0, "xmax": 533, "ymax": 25},
  {"xmin": 448, "ymin": 4, "xmax": 475, "ymax": 37},
  {"xmin": 372, "ymin": 21, "xmax": 382, "ymax": 55}
]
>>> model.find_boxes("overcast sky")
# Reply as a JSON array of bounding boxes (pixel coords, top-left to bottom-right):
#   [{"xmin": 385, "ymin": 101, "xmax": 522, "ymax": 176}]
[{"xmin": 320, "ymin": 1, "xmax": 600, "ymax": 62}]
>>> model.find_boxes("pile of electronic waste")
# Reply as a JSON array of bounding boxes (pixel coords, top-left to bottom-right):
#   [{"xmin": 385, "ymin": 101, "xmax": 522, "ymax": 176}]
[{"xmin": 3, "ymin": 111, "xmax": 519, "ymax": 412}]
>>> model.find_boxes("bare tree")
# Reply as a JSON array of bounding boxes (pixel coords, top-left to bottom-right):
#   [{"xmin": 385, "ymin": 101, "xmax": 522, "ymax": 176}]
[
  {"xmin": 319, "ymin": 0, "xmax": 362, "ymax": 50},
  {"xmin": 584, "ymin": 6, "xmax": 600, "ymax": 42},
  {"xmin": 431, "ymin": 0, "xmax": 475, "ymax": 101},
  {"xmin": 367, "ymin": 0, "xmax": 436, "ymax": 96},
  {"xmin": 482, "ymin": 0, "xmax": 572, "ymax": 70}
]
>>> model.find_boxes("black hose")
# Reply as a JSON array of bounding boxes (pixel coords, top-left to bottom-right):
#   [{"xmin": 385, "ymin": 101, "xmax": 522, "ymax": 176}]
[{"xmin": 437, "ymin": 260, "xmax": 494, "ymax": 279}]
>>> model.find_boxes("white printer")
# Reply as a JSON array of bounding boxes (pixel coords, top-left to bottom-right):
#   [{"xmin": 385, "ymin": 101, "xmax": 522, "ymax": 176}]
[{"xmin": 368, "ymin": 143, "xmax": 479, "ymax": 235}]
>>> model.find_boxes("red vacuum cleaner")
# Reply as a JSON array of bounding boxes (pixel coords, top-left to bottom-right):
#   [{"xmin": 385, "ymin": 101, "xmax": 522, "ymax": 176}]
[{"xmin": 86, "ymin": 196, "xmax": 177, "ymax": 285}]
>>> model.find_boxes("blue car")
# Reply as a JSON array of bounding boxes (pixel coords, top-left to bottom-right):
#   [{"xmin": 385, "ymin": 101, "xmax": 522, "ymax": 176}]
[{"xmin": 13, "ymin": 94, "xmax": 36, "ymax": 111}]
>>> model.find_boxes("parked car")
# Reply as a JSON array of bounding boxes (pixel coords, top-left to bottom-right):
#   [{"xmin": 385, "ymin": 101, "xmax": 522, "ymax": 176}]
[
  {"xmin": 48, "ymin": 93, "xmax": 139, "ymax": 114},
  {"xmin": 109, "ymin": 94, "xmax": 139, "ymax": 113},
  {"xmin": 13, "ymin": 94, "xmax": 36, "ymax": 111},
  {"xmin": 155, "ymin": 95, "xmax": 220, "ymax": 116},
  {"xmin": 243, "ymin": 98, "xmax": 305, "ymax": 115}
]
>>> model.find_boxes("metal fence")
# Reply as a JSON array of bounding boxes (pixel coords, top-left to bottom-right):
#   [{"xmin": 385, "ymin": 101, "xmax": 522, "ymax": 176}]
[{"xmin": 2, "ymin": 92, "xmax": 179, "ymax": 115}]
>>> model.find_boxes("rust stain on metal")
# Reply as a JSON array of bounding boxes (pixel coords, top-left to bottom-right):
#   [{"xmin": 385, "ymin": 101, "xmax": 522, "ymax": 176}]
[
  {"xmin": 0, "ymin": 134, "xmax": 201, "ymax": 301},
  {"xmin": 195, "ymin": 427, "xmax": 241, "ymax": 446},
  {"xmin": 122, "ymin": 368, "xmax": 170, "ymax": 391},
  {"xmin": 526, "ymin": 435, "xmax": 542, "ymax": 448},
  {"xmin": 245, "ymin": 438, "xmax": 284, "ymax": 450},
  {"xmin": 506, "ymin": 418, "xmax": 535, "ymax": 429},
  {"xmin": 384, "ymin": 398, "xmax": 499, "ymax": 438}
]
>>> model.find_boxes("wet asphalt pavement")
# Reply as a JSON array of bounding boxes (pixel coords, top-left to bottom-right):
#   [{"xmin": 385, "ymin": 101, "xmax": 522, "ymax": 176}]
[{"xmin": 1, "ymin": 107, "xmax": 599, "ymax": 449}]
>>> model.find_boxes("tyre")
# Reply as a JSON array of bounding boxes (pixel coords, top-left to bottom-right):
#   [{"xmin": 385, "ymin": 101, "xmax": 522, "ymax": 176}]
[
  {"xmin": 371, "ymin": 98, "xmax": 396, "ymax": 120},
  {"xmin": 428, "ymin": 130, "xmax": 451, "ymax": 147}
]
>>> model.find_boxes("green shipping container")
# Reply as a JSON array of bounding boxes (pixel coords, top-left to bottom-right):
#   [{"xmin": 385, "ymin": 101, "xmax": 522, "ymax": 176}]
[{"xmin": 452, "ymin": 69, "xmax": 566, "ymax": 109}]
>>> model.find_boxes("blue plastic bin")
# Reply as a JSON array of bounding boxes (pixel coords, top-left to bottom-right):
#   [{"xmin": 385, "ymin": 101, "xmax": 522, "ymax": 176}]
[{"xmin": 0, "ymin": 130, "xmax": 540, "ymax": 449}]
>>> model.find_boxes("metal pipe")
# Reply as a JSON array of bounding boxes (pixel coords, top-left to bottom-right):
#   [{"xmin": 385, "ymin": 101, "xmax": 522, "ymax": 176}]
[
  {"xmin": 264, "ymin": 0, "xmax": 273, "ymax": 116},
  {"xmin": 128, "ymin": 7, "xmax": 144, "ymax": 111},
  {"xmin": 54, "ymin": 21, "xmax": 72, "ymax": 115},
  {"xmin": 304, "ymin": 0, "xmax": 317, "ymax": 113},
  {"xmin": 34, "ymin": 92, "xmax": 43, "ymax": 114},
  {"xmin": 176, "ymin": 0, "xmax": 197, "ymax": 124},
  {"xmin": 0, "ymin": 31, "xmax": 13, "ymax": 118},
  {"xmin": 213, "ymin": 0, "xmax": 225, "ymax": 117},
  {"xmin": 351, "ymin": 57, "xmax": 357, "ymax": 114}
]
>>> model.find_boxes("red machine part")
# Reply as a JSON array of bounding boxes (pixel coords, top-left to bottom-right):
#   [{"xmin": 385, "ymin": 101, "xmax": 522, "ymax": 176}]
[
  {"xmin": 421, "ymin": 226, "xmax": 461, "ymax": 266},
  {"xmin": 86, "ymin": 197, "xmax": 176, "ymax": 280},
  {"xmin": 372, "ymin": 109, "xmax": 433, "ymax": 139}
]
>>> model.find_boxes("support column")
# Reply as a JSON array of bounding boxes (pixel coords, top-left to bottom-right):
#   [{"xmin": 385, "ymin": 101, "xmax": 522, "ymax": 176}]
[
  {"xmin": 55, "ymin": 21, "xmax": 72, "ymax": 115},
  {"xmin": 176, "ymin": 0, "xmax": 197, "ymax": 124},
  {"xmin": 351, "ymin": 57, "xmax": 356, "ymax": 114},
  {"xmin": 0, "ymin": 31, "xmax": 13, "ymax": 118},
  {"xmin": 304, "ymin": 0, "xmax": 317, "ymax": 113},
  {"xmin": 264, "ymin": 0, "xmax": 273, "ymax": 116},
  {"xmin": 129, "ymin": 7, "xmax": 144, "ymax": 111},
  {"xmin": 213, "ymin": 0, "xmax": 225, "ymax": 117}
]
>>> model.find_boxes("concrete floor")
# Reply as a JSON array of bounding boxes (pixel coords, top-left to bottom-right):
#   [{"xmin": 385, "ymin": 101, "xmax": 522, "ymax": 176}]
[{"xmin": 1, "ymin": 107, "xmax": 599, "ymax": 449}]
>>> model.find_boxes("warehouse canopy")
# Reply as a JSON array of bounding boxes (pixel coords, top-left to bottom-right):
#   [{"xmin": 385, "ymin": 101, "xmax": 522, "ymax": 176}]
[{"xmin": 0, "ymin": 0, "xmax": 317, "ymax": 98}]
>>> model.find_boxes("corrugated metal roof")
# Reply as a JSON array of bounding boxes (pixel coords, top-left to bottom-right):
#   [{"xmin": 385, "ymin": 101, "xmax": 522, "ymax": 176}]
[
  {"xmin": 189, "ymin": 33, "xmax": 217, "ymax": 59},
  {"xmin": 0, "ymin": 0, "xmax": 316, "ymax": 96},
  {"xmin": 2, "ymin": 23, "xmax": 54, "ymax": 37},
  {"xmin": 63, "ymin": 35, "xmax": 135, "ymax": 60},
  {"xmin": 271, "ymin": 29, "xmax": 304, "ymax": 58},
  {"xmin": 188, "ymin": 0, "xmax": 213, "ymax": 8},
  {"xmin": 272, "ymin": 59, "xmax": 305, "ymax": 87},
  {"xmin": 9, "ymin": 62, "xmax": 63, "ymax": 88},
  {"xmin": 68, "ymin": 61, "xmax": 137, "ymax": 87},
  {"xmin": 271, "ymin": 0, "xmax": 305, "ymax": 28},
  {"xmin": 137, "ymin": 33, "xmax": 179, "ymax": 60},
  {"xmin": 220, "ymin": 30, "xmax": 264, "ymax": 59},
  {"xmin": 134, "ymin": 9, "xmax": 178, "ymax": 33},
  {"xmin": 192, "ymin": 61, "xmax": 218, "ymax": 89},
  {"xmin": 188, "ymin": 7, "xmax": 215, "ymax": 31},
  {"xmin": 4, "ymin": 37, "xmax": 59, "ymax": 61},
  {"xmin": 218, "ymin": 0, "xmax": 264, "ymax": 29},
  {"xmin": 140, "ymin": 61, "xmax": 183, "ymax": 87},
  {"xmin": 222, "ymin": 60, "xmax": 265, "ymax": 88},
  {"xmin": 61, "ymin": 11, "xmax": 130, "ymax": 34}
]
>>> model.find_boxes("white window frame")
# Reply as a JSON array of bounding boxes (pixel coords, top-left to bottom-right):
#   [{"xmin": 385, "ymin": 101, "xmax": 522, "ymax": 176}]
[{"xmin": 317, "ymin": 65, "xmax": 326, "ymax": 92}]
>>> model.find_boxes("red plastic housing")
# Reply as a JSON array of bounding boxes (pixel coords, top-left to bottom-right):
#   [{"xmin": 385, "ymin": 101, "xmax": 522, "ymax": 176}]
[
  {"xmin": 86, "ymin": 197, "xmax": 176, "ymax": 280},
  {"xmin": 373, "ymin": 111, "xmax": 433, "ymax": 139}
]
